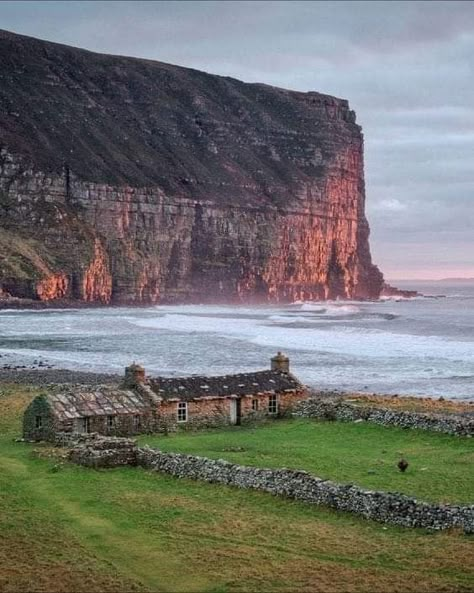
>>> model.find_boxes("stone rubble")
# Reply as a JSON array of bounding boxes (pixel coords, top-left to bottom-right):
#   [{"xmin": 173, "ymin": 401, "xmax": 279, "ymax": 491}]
[{"xmin": 68, "ymin": 435, "xmax": 137, "ymax": 468}]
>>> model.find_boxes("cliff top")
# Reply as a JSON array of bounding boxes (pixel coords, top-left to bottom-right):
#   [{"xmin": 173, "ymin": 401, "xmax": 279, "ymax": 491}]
[
  {"xmin": 0, "ymin": 28, "xmax": 348, "ymax": 105},
  {"xmin": 0, "ymin": 28, "xmax": 359, "ymax": 200}
]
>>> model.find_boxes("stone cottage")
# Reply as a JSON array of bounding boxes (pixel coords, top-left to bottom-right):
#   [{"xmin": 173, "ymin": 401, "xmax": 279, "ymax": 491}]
[{"xmin": 23, "ymin": 353, "xmax": 307, "ymax": 441}]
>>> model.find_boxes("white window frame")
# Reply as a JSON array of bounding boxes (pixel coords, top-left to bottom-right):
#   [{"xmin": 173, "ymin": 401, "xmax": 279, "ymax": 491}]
[
  {"xmin": 252, "ymin": 398, "xmax": 259, "ymax": 412},
  {"xmin": 177, "ymin": 401, "xmax": 188, "ymax": 423},
  {"xmin": 107, "ymin": 415, "xmax": 115, "ymax": 429},
  {"xmin": 268, "ymin": 394, "xmax": 279, "ymax": 415},
  {"xmin": 35, "ymin": 415, "xmax": 43, "ymax": 429}
]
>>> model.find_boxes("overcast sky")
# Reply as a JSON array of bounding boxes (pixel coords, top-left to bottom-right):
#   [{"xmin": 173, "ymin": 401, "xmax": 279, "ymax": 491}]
[{"xmin": 1, "ymin": 1, "xmax": 473, "ymax": 279}]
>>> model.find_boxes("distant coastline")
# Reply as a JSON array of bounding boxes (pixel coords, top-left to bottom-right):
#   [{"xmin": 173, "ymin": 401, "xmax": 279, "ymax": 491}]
[
  {"xmin": 436, "ymin": 277, "xmax": 474, "ymax": 282},
  {"xmin": 387, "ymin": 277, "xmax": 474, "ymax": 283}
]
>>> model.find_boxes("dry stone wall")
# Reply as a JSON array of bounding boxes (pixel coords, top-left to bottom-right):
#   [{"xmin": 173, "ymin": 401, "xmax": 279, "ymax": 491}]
[
  {"xmin": 66, "ymin": 436, "xmax": 474, "ymax": 533},
  {"xmin": 136, "ymin": 449, "xmax": 474, "ymax": 533},
  {"xmin": 293, "ymin": 398, "xmax": 474, "ymax": 437}
]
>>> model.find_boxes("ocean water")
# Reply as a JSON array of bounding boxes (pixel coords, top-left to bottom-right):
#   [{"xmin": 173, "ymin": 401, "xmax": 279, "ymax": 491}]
[{"xmin": 0, "ymin": 280, "xmax": 473, "ymax": 400}]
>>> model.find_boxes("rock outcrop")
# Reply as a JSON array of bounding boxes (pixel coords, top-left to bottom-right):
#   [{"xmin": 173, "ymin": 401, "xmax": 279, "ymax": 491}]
[
  {"xmin": 0, "ymin": 29, "xmax": 384, "ymax": 304},
  {"xmin": 380, "ymin": 282, "xmax": 419, "ymax": 299}
]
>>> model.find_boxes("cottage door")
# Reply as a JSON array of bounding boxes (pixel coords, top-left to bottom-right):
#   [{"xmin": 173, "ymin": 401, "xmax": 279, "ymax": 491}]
[
  {"xmin": 230, "ymin": 399, "xmax": 241, "ymax": 426},
  {"xmin": 236, "ymin": 398, "xmax": 242, "ymax": 426},
  {"xmin": 230, "ymin": 399, "xmax": 237, "ymax": 425}
]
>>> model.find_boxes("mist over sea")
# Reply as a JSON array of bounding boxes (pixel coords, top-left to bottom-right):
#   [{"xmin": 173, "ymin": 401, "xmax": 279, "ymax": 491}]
[{"xmin": 0, "ymin": 280, "xmax": 473, "ymax": 400}]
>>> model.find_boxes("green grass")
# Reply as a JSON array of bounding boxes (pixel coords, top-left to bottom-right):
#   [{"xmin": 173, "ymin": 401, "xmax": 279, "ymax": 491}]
[
  {"xmin": 139, "ymin": 418, "xmax": 474, "ymax": 505},
  {"xmin": 1, "ymin": 384, "xmax": 474, "ymax": 592}
]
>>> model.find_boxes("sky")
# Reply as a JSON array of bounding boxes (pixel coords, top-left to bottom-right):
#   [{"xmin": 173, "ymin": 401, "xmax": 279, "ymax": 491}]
[{"xmin": 0, "ymin": 1, "xmax": 473, "ymax": 280}]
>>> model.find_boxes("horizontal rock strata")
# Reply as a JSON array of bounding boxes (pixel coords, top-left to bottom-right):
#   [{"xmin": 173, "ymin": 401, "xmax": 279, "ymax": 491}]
[{"xmin": 0, "ymin": 29, "xmax": 383, "ymax": 304}]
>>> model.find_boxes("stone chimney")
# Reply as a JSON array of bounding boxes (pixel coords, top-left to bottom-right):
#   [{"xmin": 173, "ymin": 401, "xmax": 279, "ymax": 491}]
[
  {"xmin": 124, "ymin": 363, "xmax": 146, "ymax": 387},
  {"xmin": 271, "ymin": 352, "xmax": 290, "ymax": 373}
]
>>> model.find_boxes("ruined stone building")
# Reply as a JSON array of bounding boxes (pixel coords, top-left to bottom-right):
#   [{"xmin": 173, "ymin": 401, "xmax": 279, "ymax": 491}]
[{"xmin": 23, "ymin": 353, "xmax": 307, "ymax": 441}]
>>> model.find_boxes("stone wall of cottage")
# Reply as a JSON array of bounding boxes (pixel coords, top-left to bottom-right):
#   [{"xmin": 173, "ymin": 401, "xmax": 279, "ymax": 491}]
[
  {"xmin": 23, "ymin": 395, "xmax": 57, "ymax": 441},
  {"xmin": 25, "ymin": 408, "xmax": 157, "ymax": 442},
  {"xmin": 275, "ymin": 389, "xmax": 308, "ymax": 415},
  {"xmin": 61, "ymin": 411, "xmax": 157, "ymax": 438},
  {"xmin": 66, "ymin": 437, "xmax": 474, "ymax": 533},
  {"xmin": 157, "ymin": 389, "xmax": 307, "ymax": 431},
  {"xmin": 54, "ymin": 432, "xmax": 102, "ymax": 447},
  {"xmin": 293, "ymin": 398, "xmax": 474, "ymax": 437},
  {"xmin": 158, "ymin": 398, "xmax": 231, "ymax": 431},
  {"xmin": 23, "ymin": 388, "xmax": 307, "ymax": 442}
]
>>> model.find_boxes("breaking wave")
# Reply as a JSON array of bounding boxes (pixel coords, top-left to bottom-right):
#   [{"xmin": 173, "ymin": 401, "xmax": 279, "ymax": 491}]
[
  {"xmin": 300, "ymin": 303, "xmax": 361, "ymax": 314},
  {"xmin": 0, "ymin": 283, "xmax": 473, "ymax": 399}
]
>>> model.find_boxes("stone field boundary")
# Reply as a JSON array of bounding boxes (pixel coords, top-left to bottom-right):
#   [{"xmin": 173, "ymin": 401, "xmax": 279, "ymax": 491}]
[
  {"xmin": 294, "ymin": 398, "xmax": 474, "ymax": 437},
  {"xmin": 67, "ymin": 436, "xmax": 474, "ymax": 534}
]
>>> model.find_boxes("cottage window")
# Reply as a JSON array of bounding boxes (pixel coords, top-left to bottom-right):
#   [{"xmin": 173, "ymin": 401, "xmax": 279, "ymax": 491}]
[
  {"xmin": 81, "ymin": 417, "xmax": 91, "ymax": 433},
  {"xmin": 134, "ymin": 415, "xmax": 142, "ymax": 430},
  {"xmin": 268, "ymin": 394, "xmax": 279, "ymax": 415},
  {"xmin": 107, "ymin": 415, "xmax": 115, "ymax": 429},
  {"xmin": 177, "ymin": 401, "xmax": 188, "ymax": 423},
  {"xmin": 35, "ymin": 416, "xmax": 43, "ymax": 429},
  {"xmin": 252, "ymin": 399, "xmax": 259, "ymax": 412}
]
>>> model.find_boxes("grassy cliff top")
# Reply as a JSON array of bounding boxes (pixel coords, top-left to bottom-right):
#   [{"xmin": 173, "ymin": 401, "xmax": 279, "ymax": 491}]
[{"xmin": 0, "ymin": 29, "xmax": 357, "ymax": 197}]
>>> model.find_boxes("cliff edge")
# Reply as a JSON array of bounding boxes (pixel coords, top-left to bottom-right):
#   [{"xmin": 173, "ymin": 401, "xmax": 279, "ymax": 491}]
[{"xmin": 0, "ymin": 29, "xmax": 383, "ymax": 304}]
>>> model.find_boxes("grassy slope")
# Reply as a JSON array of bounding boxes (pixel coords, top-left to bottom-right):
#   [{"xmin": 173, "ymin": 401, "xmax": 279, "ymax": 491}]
[
  {"xmin": 0, "ymin": 228, "xmax": 55, "ymax": 280},
  {"xmin": 140, "ymin": 419, "xmax": 474, "ymax": 504},
  {"xmin": 1, "ymin": 385, "xmax": 473, "ymax": 593},
  {"xmin": 0, "ymin": 385, "xmax": 145, "ymax": 593}
]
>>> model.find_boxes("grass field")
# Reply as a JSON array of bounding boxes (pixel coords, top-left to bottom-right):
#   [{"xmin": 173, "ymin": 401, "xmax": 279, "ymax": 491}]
[
  {"xmin": 140, "ymin": 417, "xmax": 474, "ymax": 504},
  {"xmin": 1, "ymin": 384, "xmax": 474, "ymax": 593}
]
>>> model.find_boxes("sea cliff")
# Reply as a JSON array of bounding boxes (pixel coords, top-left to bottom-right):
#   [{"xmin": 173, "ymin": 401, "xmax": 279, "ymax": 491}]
[{"xmin": 0, "ymin": 29, "xmax": 383, "ymax": 304}]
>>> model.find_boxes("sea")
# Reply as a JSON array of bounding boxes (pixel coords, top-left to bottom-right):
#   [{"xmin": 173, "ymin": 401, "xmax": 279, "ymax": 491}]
[{"xmin": 0, "ymin": 280, "xmax": 473, "ymax": 400}]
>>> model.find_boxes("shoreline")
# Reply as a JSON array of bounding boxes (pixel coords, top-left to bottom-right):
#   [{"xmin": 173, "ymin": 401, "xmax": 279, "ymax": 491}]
[
  {"xmin": 0, "ymin": 294, "xmax": 428, "ymax": 311},
  {"xmin": 0, "ymin": 368, "xmax": 120, "ymax": 386},
  {"xmin": 0, "ymin": 299, "xmax": 143, "ymax": 311}
]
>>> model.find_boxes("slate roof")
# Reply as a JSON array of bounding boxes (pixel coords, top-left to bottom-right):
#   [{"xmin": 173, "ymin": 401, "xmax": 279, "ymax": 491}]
[
  {"xmin": 148, "ymin": 370, "xmax": 302, "ymax": 401},
  {"xmin": 47, "ymin": 387, "xmax": 150, "ymax": 420},
  {"xmin": 44, "ymin": 370, "xmax": 303, "ymax": 419}
]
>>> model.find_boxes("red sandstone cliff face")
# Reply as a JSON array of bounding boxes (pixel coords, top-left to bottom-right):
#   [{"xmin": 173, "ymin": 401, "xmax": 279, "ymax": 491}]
[
  {"xmin": 81, "ymin": 240, "xmax": 112, "ymax": 303},
  {"xmin": 0, "ymin": 30, "xmax": 383, "ymax": 304},
  {"xmin": 36, "ymin": 273, "xmax": 69, "ymax": 301}
]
